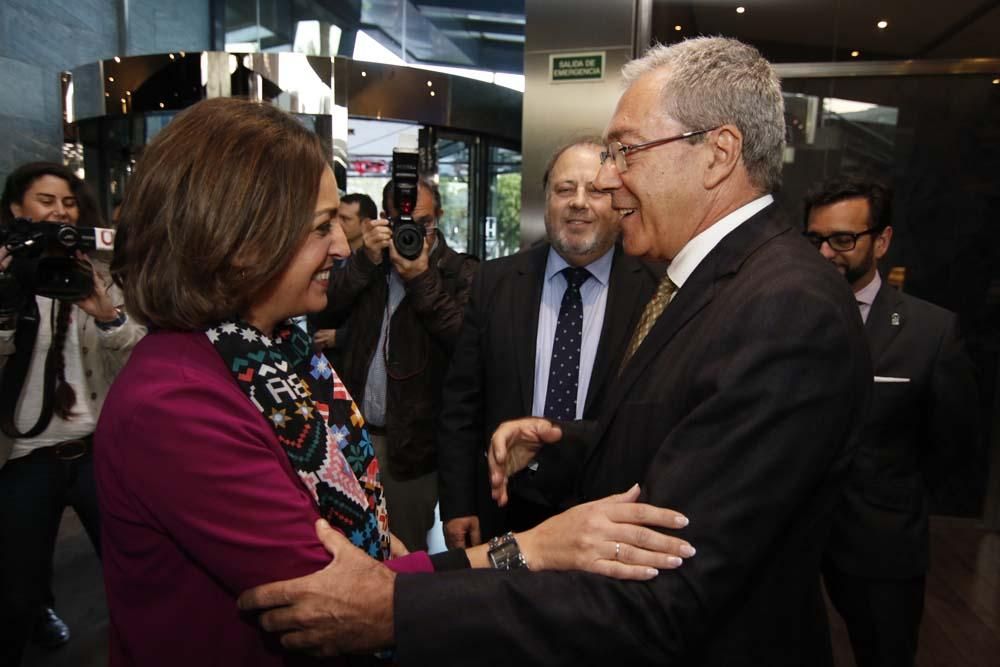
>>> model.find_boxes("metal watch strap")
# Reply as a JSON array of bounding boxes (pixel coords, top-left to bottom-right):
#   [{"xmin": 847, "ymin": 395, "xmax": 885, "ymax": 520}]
[{"xmin": 487, "ymin": 531, "xmax": 528, "ymax": 570}]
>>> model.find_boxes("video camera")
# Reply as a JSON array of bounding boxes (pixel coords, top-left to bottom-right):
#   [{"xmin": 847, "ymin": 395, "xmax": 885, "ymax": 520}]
[
  {"xmin": 0, "ymin": 218, "xmax": 116, "ymax": 312},
  {"xmin": 390, "ymin": 148, "xmax": 425, "ymax": 260}
]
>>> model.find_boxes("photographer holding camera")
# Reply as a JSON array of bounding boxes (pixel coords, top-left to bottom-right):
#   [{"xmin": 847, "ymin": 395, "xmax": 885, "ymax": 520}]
[
  {"xmin": 0, "ymin": 162, "xmax": 144, "ymax": 665},
  {"xmin": 319, "ymin": 176, "xmax": 478, "ymax": 552}
]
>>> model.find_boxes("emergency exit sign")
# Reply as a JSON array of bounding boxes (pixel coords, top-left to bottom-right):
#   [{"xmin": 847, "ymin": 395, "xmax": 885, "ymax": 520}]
[{"xmin": 550, "ymin": 52, "xmax": 605, "ymax": 82}]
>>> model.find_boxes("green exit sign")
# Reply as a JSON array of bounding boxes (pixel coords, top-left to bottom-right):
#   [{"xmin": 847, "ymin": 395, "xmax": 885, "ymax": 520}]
[{"xmin": 550, "ymin": 52, "xmax": 605, "ymax": 82}]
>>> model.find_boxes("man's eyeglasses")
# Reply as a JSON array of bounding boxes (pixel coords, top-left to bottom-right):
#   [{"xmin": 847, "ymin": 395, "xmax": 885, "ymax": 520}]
[
  {"xmin": 803, "ymin": 229, "xmax": 879, "ymax": 252},
  {"xmin": 600, "ymin": 127, "xmax": 718, "ymax": 173}
]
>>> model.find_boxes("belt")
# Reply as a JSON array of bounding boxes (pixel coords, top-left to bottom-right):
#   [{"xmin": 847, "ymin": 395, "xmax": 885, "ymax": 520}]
[
  {"xmin": 30, "ymin": 434, "xmax": 93, "ymax": 461},
  {"xmin": 366, "ymin": 424, "xmax": 387, "ymax": 436}
]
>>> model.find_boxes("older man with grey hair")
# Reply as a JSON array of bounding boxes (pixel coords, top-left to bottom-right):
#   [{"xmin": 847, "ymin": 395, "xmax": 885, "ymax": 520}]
[{"xmin": 239, "ymin": 37, "xmax": 870, "ymax": 667}]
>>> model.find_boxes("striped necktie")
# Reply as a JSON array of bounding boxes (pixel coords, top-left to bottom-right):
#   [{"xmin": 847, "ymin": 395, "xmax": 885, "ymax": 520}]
[{"xmin": 620, "ymin": 274, "xmax": 677, "ymax": 372}]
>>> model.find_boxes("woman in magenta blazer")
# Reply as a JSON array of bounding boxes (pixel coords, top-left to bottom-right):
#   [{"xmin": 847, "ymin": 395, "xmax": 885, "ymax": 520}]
[{"xmin": 96, "ymin": 98, "xmax": 692, "ymax": 666}]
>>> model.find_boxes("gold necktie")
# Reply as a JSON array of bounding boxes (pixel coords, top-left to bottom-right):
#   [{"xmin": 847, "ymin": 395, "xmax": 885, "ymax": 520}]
[{"xmin": 620, "ymin": 275, "xmax": 677, "ymax": 372}]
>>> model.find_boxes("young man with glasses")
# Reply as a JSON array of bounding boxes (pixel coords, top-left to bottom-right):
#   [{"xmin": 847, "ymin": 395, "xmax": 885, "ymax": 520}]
[{"xmin": 804, "ymin": 179, "xmax": 979, "ymax": 667}]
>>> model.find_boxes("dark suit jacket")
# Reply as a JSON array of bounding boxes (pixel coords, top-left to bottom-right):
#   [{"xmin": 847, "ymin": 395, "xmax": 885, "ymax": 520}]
[
  {"xmin": 394, "ymin": 203, "xmax": 872, "ymax": 666},
  {"xmin": 436, "ymin": 243, "xmax": 659, "ymax": 538},
  {"xmin": 825, "ymin": 280, "xmax": 979, "ymax": 579}
]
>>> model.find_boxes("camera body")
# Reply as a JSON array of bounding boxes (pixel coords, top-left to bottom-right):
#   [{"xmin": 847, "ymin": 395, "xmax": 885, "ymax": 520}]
[
  {"xmin": 390, "ymin": 148, "xmax": 425, "ymax": 261},
  {"xmin": 0, "ymin": 218, "xmax": 116, "ymax": 308}
]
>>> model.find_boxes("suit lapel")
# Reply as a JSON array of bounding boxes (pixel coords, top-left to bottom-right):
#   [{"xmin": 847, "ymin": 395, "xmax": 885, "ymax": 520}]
[
  {"xmin": 609, "ymin": 260, "xmax": 719, "ymax": 416},
  {"xmin": 512, "ymin": 244, "xmax": 549, "ymax": 415},
  {"xmin": 864, "ymin": 279, "xmax": 905, "ymax": 367},
  {"xmin": 583, "ymin": 247, "xmax": 648, "ymax": 414},
  {"xmin": 582, "ymin": 204, "xmax": 791, "ymax": 465}
]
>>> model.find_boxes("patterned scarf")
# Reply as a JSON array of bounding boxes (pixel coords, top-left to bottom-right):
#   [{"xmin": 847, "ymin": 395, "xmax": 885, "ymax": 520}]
[{"xmin": 207, "ymin": 318, "xmax": 389, "ymax": 561}]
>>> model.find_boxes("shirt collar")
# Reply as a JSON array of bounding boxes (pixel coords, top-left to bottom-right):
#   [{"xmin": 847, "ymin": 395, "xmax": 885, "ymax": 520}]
[
  {"xmin": 545, "ymin": 244, "xmax": 615, "ymax": 287},
  {"xmin": 854, "ymin": 271, "xmax": 882, "ymax": 305},
  {"xmin": 667, "ymin": 194, "xmax": 774, "ymax": 289}
]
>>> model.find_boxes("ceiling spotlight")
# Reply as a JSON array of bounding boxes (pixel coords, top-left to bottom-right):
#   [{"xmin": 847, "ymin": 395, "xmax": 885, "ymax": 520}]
[
  {"xmin": 361, "ymin": 70, "xmax": 367, "ymax": 77},
  {"xmin": 427, "ymin": 80, "xmax": 433, "ymax": 87},
  {"xmin": 851, "ymin": 50, "xmax": 860, "ymax": 57},
  {"xmin": 430, "ymin": 90, "xmax": 436, "ymax": 97},
  {"xmin": 736, "ymin": 6, "xmax": 746, "ymax": 14},
  {"xmin": 993, "ymin": 78, "xmax": 999, "ymax": 85},
  {"xmin": 107, "ymin": 76, "xmax": 115, "ymax": 83},
  {"xmin": 675, "ymin": 25, "xmax": 682, "ymax": 31},
  {"xmin": 877, "ymin": 20, "xmax": 888, "ymax": 29},
  {"xmin": 113, "ymin": 56, "xmax": 121, "ymax": 63}
]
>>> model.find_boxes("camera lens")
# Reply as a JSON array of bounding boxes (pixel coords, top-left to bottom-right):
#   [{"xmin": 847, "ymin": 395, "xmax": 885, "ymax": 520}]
[
  {"xmin": 54, "ymin": 225, "xmax": 80, "ymax": 248},
  {"xmin": 394, "ymin": 224, "xmax": 424, "ymax": 260}
]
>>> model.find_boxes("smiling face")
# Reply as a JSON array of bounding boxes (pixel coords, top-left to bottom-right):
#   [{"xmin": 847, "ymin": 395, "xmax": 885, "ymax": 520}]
[
  {"xmin": 593, "ymin": 69, "xmax": 712, "ymax": 262},
  {"xmin": 806, "ymin": 196, "xmax": 891, "ymax": 292},
  {"xmin": 10, "ymin": 174, "xmax": 79, "ymax": 225},
  {"xmin": 245, "ymin": 166, "xmax": 348, "ymax": 334},
  {"xmin": 543, "ymin": 143, "xmax": 619, "ymax": 266}
]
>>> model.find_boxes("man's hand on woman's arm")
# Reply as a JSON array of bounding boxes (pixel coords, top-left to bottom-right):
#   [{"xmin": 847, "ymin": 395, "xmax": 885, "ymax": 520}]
[{"xmin": 238, "ymin": 486, "xmax": 694, "ymax": 655}]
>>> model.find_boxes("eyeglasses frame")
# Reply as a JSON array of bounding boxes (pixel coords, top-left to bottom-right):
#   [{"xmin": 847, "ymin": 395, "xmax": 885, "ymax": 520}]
[
  {"xmin": 803, "ymin": 228, "xmax": 881, "ymax": 252},
  {"xmin": 600, "ymin": 127, "xmax": 720, "ymax": 173}
]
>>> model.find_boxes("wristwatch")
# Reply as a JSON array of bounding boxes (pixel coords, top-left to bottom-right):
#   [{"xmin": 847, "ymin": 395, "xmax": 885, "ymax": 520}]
[{"xmin": 487, "ymin": 532, "xmax": 529, "ymax": 570}]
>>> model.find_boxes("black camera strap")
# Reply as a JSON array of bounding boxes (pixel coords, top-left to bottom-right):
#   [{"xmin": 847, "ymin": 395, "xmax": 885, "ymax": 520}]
[{"xmin": 0, "ymin": 298, "xmax": 57, "ymax": 439}]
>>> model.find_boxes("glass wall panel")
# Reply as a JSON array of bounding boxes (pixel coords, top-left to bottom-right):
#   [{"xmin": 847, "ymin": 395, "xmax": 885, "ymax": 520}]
[
  {"xmin": 437, "ymin": 135, "xmax": 472, "ymax": 253},
  {"xmin": 487, "ymin": 145, "xmax": 522, "ymax": 259}
]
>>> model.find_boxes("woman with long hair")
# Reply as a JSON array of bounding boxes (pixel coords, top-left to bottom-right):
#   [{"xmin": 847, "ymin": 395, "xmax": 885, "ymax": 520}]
[{"xmin": 0, "ymin": 162, "xmax": 145, "ymax": 665}]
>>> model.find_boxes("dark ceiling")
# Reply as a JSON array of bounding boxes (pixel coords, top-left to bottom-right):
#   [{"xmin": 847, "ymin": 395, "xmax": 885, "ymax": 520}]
[{"xmin": 651, "ymin": 0, "xmax": 1000, "ymax": 62}]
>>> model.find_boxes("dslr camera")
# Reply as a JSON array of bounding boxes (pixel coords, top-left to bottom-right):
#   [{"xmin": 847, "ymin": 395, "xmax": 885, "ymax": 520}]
[
  {"xmin": 0, "ymin": 218, "xmax": 115, "ymax": 314},
  {"xmin": 389, "ymin": 148, "xmax": 425, "ymax": 260}
]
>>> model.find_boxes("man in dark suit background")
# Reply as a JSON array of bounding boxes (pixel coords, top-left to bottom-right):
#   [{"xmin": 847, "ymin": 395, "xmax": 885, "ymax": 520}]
[
  {"xmin": 240, "ymin": 37, "xmax": 872, "ymax": 666},
  {"xmin": 804, "ymin": 179, "xmax": 979, "ymax": 667},
  {"xmin": 438, "ymin": 140, "xmax": 658, "ymax": 549}
]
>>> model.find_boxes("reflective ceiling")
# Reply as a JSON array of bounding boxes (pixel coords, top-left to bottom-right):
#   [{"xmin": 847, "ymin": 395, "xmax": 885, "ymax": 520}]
[{"xmin": 223, "ymin": 0, "xmax": 526, "ymax": 73}]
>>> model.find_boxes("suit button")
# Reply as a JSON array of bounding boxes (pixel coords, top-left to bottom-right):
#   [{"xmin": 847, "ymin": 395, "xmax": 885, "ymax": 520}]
[
  {"xmin": 90, "ymin": 392, "xmax": 97, "ymax": 400},
  {"xmin": 82, "ymin": 347, "xmax": 89, "ymax": 354}
]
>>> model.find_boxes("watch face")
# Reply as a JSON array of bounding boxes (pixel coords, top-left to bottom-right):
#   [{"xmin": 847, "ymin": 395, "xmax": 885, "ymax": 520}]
[{"xmin": 489, "ymin": 540, "xmax": 523, "ymax": 569}]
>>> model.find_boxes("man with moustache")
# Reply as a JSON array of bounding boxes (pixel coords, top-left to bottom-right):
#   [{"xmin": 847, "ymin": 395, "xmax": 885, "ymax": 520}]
[
  {"xmin": 240, "ymin": 37, "xmax": 870, "ymax": 666},
  {"xmin": 438, "ymin": 140, "xmax": 659, "ymax": 549},
  {"xmin": 804, "ymin": 179, "xmax": 978, "ymax": 667}
]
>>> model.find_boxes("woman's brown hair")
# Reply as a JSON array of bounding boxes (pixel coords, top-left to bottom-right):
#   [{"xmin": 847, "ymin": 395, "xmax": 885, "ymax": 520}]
[{"xmin": 112, "ymin": 98, "xmax": 328, "ymax": 330}]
